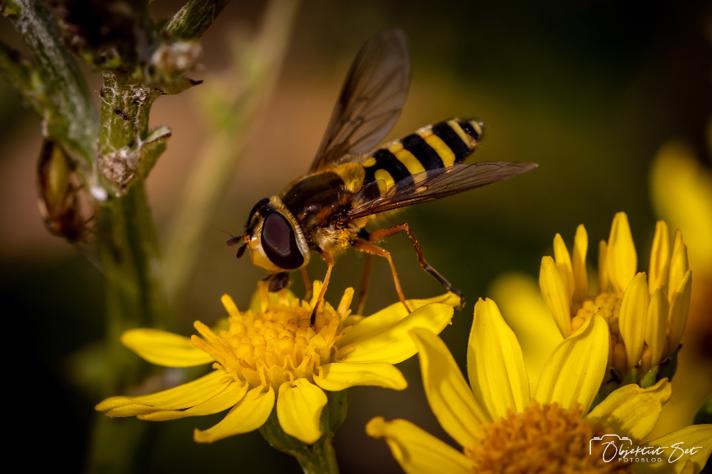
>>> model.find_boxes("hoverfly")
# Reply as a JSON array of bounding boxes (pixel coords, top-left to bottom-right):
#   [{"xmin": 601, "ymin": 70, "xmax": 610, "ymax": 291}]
[{"xmin": 230, "ymin": 29, "xmax": 536, "ymax": 313}]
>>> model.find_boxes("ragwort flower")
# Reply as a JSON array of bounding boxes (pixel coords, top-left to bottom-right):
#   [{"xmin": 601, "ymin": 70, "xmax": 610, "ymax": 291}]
[
  {"xmin": 651, "ymin": 141, "xmax": 712, "ymax": 346},
  {"xmin": 498, "ymin": 212, "xmax": 692, "ymax": 384},
  {"xmin": 367, "ymin": 299, "xmax": 712, "ymax": 474},
  {"xmin": 97, "ymin": 281, "xmax": 459, "ymax": 444}
]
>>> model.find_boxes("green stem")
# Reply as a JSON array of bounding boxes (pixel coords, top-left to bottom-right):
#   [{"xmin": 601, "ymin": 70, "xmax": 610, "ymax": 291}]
[
  {"xmin": 259, "ymin": 413, "xmax": 340, "ymax": 474},
  {"xmin": 259, "ymin": 391, "xmax": 346, "ymax": 474},
  {"xmin": 87, "ymin": 72, "xmax": 170, "ymax": 472},
  {"xmin": 2, "ymin": 0, "xmax": 97, "ymax": 164},
  {"xmin": 88, "ymin": 184, "xmax": 169, "ymax": 474},
  {"xmin": 0, "ymin": 41, "xmax": 44, "ymax": 116},
  {"xmin": 163, "ymin": 0, "xmax": 231, "ymax": 40},
  {"xmin": 295, "ymin": 437, "xmax": 340, "ymax": 474}
]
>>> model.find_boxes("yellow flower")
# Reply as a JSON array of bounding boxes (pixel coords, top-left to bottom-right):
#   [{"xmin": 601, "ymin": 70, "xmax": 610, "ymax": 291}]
[
  {"xmin": 647, "ymin": 138, "xmax": 712, "ymax": 442},
  {"xmin": 367, "ymin": 299, "xmax": 712, "ymax": 474},
  {"xmin": 651, "ymin": 141, "xmax": 712, "ymax": 273},
  {"xmin": 499, "ymin": 212, "xmax": 691, "ymax": 382},
  {"xmin": 97, "ymin": 281, "xmax": 459, "ymax": 444}
]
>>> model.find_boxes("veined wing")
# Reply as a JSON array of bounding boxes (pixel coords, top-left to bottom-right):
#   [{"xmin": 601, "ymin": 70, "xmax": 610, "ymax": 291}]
[
  {"xmin": 347, "ymin": 161, "xmax": 537, "ymax": 218},
  {"xmin": 309, "ymin": 29, "xmax": 410, "ymax": 172}
]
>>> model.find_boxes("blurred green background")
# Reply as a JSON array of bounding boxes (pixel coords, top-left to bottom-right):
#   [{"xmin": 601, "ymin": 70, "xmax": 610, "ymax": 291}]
[{"xmin": 1, "ymin": 0, "xmax": 710, "ymax": 472}]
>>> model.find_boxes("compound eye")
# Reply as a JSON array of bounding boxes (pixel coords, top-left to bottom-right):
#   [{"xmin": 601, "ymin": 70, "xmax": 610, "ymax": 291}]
[{"xmin": 261, "ymin": 212, "xmax": 304, "ymax": 270}]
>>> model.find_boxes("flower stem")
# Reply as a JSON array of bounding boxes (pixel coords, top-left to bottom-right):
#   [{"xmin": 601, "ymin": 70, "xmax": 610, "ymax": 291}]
[
  {"xmin": 294, "ymin": 436, "xmax": 340, "ymax": 474},
  {"xmin": 259, "ymin": 413, "xmax": 340, "ymax": 474},
  {"xmin": 259, "ymin": 391, "xmax": 347, "ymax": 474}
]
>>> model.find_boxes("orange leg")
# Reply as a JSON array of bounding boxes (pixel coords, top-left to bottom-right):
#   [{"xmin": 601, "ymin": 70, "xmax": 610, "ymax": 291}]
[
  {"xmin": 369, "ymin": 223, "xmax": 463, "ymax": 305},
  {"xmin": 356, "ymin": 254, "xmax": 373, "ymax": 314},
  {"xmin": 301, "ymin": 267, "xmax": 313, "ymax": 299},
  {"xmin": 354, "ymin": 240, "xmax": 412, "ymax": 312},
  {"xmin": 310, "ymin": 252, "xmax": 334, "ymax": 325}
]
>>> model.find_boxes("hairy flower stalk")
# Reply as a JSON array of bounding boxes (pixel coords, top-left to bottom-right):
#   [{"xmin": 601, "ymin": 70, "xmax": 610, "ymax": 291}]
[
  {"xmin": 1, "ymin": 1, "xmax": 252, "ymax": 472},
  {"xmin": 368, "ymin": 299, "xmax": 712, "ymax": 474},
  {"xmin": 97, "ymin": 282, "xmax": 459, "ymax": 471}
]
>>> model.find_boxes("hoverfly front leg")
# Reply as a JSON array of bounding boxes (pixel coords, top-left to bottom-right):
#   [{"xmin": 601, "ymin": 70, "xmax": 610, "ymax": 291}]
[
  {"xmin": 310, "ymin": 251, "xmax": 335, "ymax": 325},
  {"xmin": 301, "ymin": 267, "xmax": 313, "ymax": 300},
  {"xmin": 368, "ymin": 224, "xmax": 464, "ymax": 309},
  {"xmin": 264, "ymin": 272, "xmax": 290, "ymax": 292},
  {"xmin": 353, "ymin": 240, "xmax": 412, "ymax": 312}
]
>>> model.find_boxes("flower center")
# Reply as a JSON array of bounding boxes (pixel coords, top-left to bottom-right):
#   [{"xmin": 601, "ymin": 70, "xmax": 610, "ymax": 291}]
[
  {"xmin": 572, "ymin": 292, "xmax": 621, "ymax": 331},
  {"xmin": 572, "ymin": 292, "xmax": 627, "ymax": 373},
  {"xmin": 468, "ymin": 403, "xmax": 630, "ymax": 473},
  {"xmin": 192, "ymin": 286, "xmax": 348, "ymax": 390}
]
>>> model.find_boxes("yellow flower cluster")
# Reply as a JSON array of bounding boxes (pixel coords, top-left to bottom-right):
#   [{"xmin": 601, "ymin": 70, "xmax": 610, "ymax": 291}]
[
  {"xmin": 97, "ymin": 212, "xmax": 711, "ymax": 473},
  {"xmin": 97, "ymin": 282, "xmax": 459, "ymax": 444},
  {"xmin": 538, "ymin": 212, "xmax": 691, "ymax": 379},
  {"xmin": 368, "ymin": 298, "xmax": 712, "ymax": 474}
]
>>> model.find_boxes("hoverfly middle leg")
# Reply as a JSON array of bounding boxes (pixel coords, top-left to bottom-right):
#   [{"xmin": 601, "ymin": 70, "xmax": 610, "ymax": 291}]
[
  {"xmin": 368, "ymin": 224, "xmax": 464, "ymax": 308},
  {"xmin": 310, "ymin": 251, "xmax": 335, "ymax": 325},
  {"xmin": 356, "ymin": 254, "xmax": 373, "ymax": 314},
  {"xmin": 353, "ymin": 240, "xmax": 413, "ymax": 313}
]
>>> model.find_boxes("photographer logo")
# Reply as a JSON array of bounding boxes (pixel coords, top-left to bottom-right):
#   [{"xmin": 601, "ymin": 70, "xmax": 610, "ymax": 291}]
[{"xmin": 589, "ymin": 433, "xmax": 702, "ymax": 464}]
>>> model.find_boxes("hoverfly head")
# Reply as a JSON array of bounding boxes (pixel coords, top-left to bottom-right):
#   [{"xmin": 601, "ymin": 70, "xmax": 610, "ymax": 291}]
[{"xmin": 240, "ymin": 196, "xmax": 310, "ymax": 272}]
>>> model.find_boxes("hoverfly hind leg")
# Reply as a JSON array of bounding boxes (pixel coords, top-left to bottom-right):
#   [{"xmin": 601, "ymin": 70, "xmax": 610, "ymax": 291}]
[
  {"xmin": 353, "ymin": 240, "xmax": 413, "ymax": 313},
  {"xmin": 369, "ymin": 223, "xmax": 464, "ymax": 310}
]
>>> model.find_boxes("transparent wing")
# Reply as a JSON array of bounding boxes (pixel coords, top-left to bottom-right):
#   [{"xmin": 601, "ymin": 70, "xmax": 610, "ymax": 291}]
[
  {"xmin": 309, "ymin": 29, "xmax": 410, "ymax": 172},
  {"xmin": 347, "ymin": 162, "xmax": 538, "ymax": 219}
]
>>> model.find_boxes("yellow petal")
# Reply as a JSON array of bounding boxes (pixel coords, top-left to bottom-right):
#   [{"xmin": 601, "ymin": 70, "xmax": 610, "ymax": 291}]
[
  {"xmin": 138, "ymin": 381, "xmax": 248, "ymax": 421},
  {"xmin": 587, "ymin": 379, "xmax": 671, "ymax": 440},
  {"xmin": 599, "ymin": 240, "xmax": 610, "ymax": 292},
  {"xmin": 539, "ymin": 256, "xmax": 572, "ymax": 336},
  {"xmin": 572, "ymin": 224, "xmax": 589, "ymax": 301},
  {"xmin": 467, "ymin": 298, "xmax": 530, "ymax": 419},
  {"xmin": 642, "ymin": 424, "xmax": 712, "ymax": 473},
  {"xmin": 649, "ymin": 221, "xmax": 671, "ymax": 293},
  {"xmin": 535, "ymin": 315, "xmax": 608, "ymax": 411},
  {"xmin": 338, "ymin": 293, "xmax": 459, "ymax": 347},
  {"xmin": 104, "ymin": 403, "xmax": 156, "ymax": 417},
  {"xmin": 220, "ymin": 294, "xmax": 240, "ymax": 318},
  {"xmin": 489, "ymin": 273, "xmax": 563, "ymax": 389},
  {"xmin": 276, "ymin": 380, "xmax": 327, "ymax": 444},
  {"xmin": 366, "ymin": 417, "xmax": 474, "ymax": 474},
  {"xmin": 194, "ymin": 386, "xmax": 275, "ymax": 443},
  {"xmin": 337, "ymin": 303, "xmax": 453, "ymax": 364},
  {"xmin": 120, "ymin": 329, "xmax": 214, "ymax": 367},
  {"xmin": 553, "ymin": 233, "xmax": 574, "ymax": 300},
  {"xmin": 668, "ymin": 270, "xmax": 692, "ymax": 350},
  {"xmin": 619, "ymin": 273, "xmax": 650, "ymax": 368},
  {"xmin": 337, "ymin": 287, "xmax": 355, "ymax": 317},
  {"xmin": 650, "ymin": 142, "xmax": 712, "ymax": 271},
  {"xmin": 411, "ymin": 328, "xmax": 489, "ymax": 447},
  {"xmin": 607, "ymin": 212, "xmax": 637, "ymax": 293},
  {"xmin": 314, "ymin": 362, "xmax": 406, "ymax": 391},
  {"xmin": 645, "ymin": 289, "xmax": 669, "ymax": 367},
  {"xmin": 248, "ymin": 282, "xmax": 299, "ymax": 313},
  {"xmin": 96, "ymin": 370, "xmax": 231, "ymax": 413},
  {"xmin": 668, "ymin": 230, "xmax": 689, "ymax": 302}
]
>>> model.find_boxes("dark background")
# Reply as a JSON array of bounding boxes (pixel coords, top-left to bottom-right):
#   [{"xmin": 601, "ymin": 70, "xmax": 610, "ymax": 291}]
[{"xmin": 1, "ymin": 0, "xmax": 710, "ymax": 472}]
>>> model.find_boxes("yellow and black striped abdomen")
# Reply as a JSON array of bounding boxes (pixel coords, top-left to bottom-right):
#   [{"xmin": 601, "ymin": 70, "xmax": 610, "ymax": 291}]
[{"xmin": 361, "ymin": 118, "xmax": 483, "ymax": 195}]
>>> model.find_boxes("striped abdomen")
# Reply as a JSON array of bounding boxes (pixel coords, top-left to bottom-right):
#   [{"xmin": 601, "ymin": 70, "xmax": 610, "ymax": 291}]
[{"xmin": 361, "ymin": 118, "xmax": 483, "ymax": 195}]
